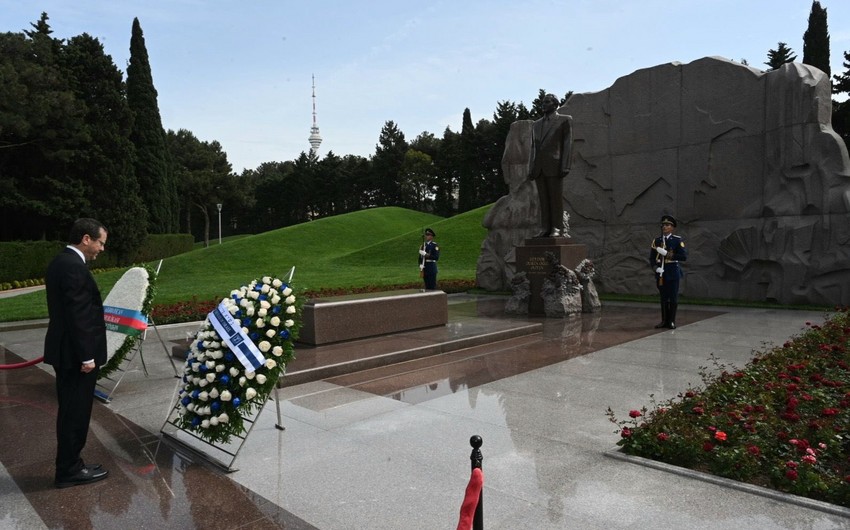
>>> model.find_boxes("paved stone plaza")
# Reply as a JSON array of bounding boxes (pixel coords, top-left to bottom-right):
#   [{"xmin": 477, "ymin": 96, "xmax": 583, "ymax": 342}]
[{"xmin": 1, "ymin": 295, "xmax": 848, "ymax": 529}]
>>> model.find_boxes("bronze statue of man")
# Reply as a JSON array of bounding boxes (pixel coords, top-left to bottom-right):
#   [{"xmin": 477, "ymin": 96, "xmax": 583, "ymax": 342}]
[{"xmin": 528, "ymin": 93, "xmax": 573, "ymax": 237}]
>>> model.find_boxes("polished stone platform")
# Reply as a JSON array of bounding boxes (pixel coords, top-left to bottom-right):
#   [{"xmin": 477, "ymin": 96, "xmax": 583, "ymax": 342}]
[{"xmin": 1, "ymin": 295, "xmax": 847, "ymax": 529}]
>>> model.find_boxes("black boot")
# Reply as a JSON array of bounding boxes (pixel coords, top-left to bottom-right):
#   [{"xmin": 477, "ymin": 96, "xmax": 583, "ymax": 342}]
[
  {"xmin": 654, "ymin": 301, "xmax": 667, "ymax": 328},
  {"xmin": 667, "ymin": 302, "xmax": 678, "ymax": 329}
]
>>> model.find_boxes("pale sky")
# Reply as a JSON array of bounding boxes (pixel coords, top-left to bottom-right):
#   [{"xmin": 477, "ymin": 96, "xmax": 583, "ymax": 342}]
[{"xmin": 3, "ymin": 0, "xmax": 850, "ymax": 173}]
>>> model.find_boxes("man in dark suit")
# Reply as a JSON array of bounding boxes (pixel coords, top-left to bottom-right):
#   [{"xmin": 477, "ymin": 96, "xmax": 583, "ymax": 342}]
[
  {"xmin": 44, "ymin": 218, "xmax": 110, "ymax": 488},
  {"xmin": 528, "ymin": 93, "xmax": 573, "ymax": 237}
]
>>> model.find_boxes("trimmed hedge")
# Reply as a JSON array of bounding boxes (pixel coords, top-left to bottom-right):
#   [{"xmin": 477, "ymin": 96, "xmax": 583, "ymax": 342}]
[{"xmin": 0, "ymin": 234, "xmax": 194, "ymax": 284}]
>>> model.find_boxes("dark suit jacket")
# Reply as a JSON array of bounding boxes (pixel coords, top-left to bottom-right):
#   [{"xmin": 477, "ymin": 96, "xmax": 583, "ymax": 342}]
[
  {"xmin": 529, "ymin": 112, "xmax": 573, "ymax": 179},
  {"xmin": 44, "ymin": 248, "xmax": 107, "ymax": 369}
]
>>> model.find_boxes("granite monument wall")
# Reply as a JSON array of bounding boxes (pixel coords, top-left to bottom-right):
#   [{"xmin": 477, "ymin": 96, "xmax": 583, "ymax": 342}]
[{"xmin": 477, "ymin": 57, "xmax": 850, "ymax": 305}]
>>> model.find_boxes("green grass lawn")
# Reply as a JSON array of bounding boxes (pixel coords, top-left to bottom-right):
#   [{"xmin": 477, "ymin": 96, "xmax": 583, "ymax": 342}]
[{"xmin": 0, "ymin": 206, "xmax": 491, "ymax": 322}]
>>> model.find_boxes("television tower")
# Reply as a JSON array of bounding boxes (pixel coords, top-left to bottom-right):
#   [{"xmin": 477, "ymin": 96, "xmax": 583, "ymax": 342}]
[{"xmin": 308, "ymin": 74, "xmax": 323, "ymax": 155}]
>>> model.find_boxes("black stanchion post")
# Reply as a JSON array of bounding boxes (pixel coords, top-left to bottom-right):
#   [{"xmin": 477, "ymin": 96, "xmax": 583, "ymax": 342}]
[{"xmin": 470, "ymin": 435, "xmax": 483, "ymax": 530}]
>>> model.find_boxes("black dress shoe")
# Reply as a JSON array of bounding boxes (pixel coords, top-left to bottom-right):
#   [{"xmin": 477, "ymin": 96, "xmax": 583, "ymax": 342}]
[
  {"xmin": 86, "ymin": 463, "xmax": 103, "ymax": 471},
  {"xmin": 55, "ymin": 466, "xmax": 109, "ymax": 489}
]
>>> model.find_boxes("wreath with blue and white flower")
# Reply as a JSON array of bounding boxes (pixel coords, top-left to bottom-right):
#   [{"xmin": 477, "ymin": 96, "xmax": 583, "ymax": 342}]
[{"xmin": 175, "ymin": 275, "xmax": 301, "ymax": 444}]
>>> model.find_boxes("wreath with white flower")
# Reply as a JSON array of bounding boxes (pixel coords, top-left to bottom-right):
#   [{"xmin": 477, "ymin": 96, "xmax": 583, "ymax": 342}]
[
  {"xmin": 99, "ymin": 265, "xmax": 157, "ymax": 379},
  {"xmin": 175, "ymin": 275, "xmax": 301, "ymax": 444}
]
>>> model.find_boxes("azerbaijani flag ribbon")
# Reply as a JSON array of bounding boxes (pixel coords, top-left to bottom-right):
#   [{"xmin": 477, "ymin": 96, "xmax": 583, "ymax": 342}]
[{"xmin": 104, "ymin": 306, "xmax": 148, "ymax": 337}]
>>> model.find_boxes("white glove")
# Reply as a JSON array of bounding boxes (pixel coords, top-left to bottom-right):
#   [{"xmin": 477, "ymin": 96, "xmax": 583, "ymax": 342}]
[
  {"xmin": 419, "ymin": 250, "xmax": 427, "ymax": 256},
  {"xmin": 655, "ymin": 267, "xmax": 664, "ymax": 274},
  {"xmin": 656, "ymin": 247, "xmax": 668, "ymax": 256}
]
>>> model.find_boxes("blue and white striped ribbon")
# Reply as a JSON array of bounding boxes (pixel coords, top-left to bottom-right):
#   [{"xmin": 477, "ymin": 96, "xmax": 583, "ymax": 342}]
[{"xmin": 208, "ymin": 301, "xmax": 266, "ymax": 372}]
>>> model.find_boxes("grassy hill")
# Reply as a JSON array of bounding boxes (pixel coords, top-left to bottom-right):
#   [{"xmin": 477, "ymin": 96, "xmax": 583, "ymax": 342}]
[{"xmin": 0, "ymin": 205, "xmax": 492, "ymax": 321}]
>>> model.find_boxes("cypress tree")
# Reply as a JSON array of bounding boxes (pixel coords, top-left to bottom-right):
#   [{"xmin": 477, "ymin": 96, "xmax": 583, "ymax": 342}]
[
  {"xmin": 127, "ymin": 17, "xmax": 177, "ymax": 233},
  {"xmin": 802, "ymin": 1, "xmax": 830, "ymax": 76},
  {"xmin": 457, "ymin": 108, "xmax": 478, "ymax": 212}
]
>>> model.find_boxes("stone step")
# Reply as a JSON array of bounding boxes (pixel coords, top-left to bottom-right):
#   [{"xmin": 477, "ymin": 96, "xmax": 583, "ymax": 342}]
[{"xmin": 281, "ymin": 319, "xmax": 542, "ymax": 386}]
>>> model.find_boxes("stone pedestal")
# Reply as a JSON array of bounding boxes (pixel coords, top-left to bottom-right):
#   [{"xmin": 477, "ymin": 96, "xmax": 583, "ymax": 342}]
[
  {"xmin": 515, "ymin": 237, "xmax": 587, "ymax": 315},
  {"xmin": 299, "ymin": 289, "xmax": 448, "ymax": 345}
]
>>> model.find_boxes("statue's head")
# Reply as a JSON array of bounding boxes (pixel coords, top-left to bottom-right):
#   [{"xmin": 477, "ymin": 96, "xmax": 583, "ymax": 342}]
[{"xmin": 542, "ymin": 93, "xmax": 559, "ymax": 114}]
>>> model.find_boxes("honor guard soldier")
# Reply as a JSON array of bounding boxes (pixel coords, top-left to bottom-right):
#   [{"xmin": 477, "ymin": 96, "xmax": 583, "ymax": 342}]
[
  {"xmin": 649, "ymin": 215, "xmax": 687, "ymax": 329},
  {"xmin": 418, "ymin": 228, "xmax": 440, "ymax": 290}
]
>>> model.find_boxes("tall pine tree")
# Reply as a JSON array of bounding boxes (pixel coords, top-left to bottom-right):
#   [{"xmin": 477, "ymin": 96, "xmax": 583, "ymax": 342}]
[
  {"xmin": 802, "ymin": 1, "xmax": 830, "ymax": 76},
  {"xmin": 127, "ymin": 17, "xmax": 178, "ymax": 233}
]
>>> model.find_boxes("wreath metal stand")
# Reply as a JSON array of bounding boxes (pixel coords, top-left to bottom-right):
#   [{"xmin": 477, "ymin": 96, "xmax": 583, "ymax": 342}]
[
  {"xmin": 159, "ymin": 379, "xmax": 286, "ymax": 472},
  {"xmin": 94, "ymin": 320, "xmax": 180, "ymax": 403}
]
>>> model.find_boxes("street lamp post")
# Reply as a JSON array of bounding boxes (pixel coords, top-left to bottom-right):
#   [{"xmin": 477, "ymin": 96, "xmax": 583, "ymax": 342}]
[{"xmin": 216, "ymin": 203, "xmax": 222, "ymax": 245}]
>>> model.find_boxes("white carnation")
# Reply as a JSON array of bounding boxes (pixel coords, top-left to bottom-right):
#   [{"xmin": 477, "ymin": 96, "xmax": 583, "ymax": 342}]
[
  {"xmin": 272, "ymin": 279, "xmax": 282, "ymax": 288},
  {"xmin": 282, "ymin": 287, "xmax": 292, "ymax": 296},
  {"xmin": 246, "ymin": 306, "xmax": 255, "ymax": 316},
  {"xmin": 210, "ymin": 417, "xmax": 219, "ymax": 426},
  {"xmin": 239, "ymin": 376, "xmax": 246, "ymax": 387},
  {"xmin": 262, "ymin": 276, "xmax": 272, "ymax": 284},
  {"xmin": 220, "ymin": 390, "xmax": 232, "ymax": 401},
  {"xmin": 259, "ymin": 340, "xmax": 271, "ymax": 353},
  {"xmin": 256, "ymin": 374, "xmax": 267, "ymax": 384},
  {"xmin": 266, "ymin": 329, "xmax": 276, "ymax": 338},
  {"xmin": 270, "ymin": 316, "xmax": 281, "ymax": 327},
  {"xmin": 261, "ymin": 284, "xmax": 270, "ymax": 294},
  {"xmin": 228, "ymin": 305, "xmax": 239, "ymax": 315},
  {"xmin": 205, "ymin": 373, "xmax": 215, "ymax": 383},
  {"xmin": 256, "ymin": 318, "xmax": 265, "ymax": 328},
  {"xmin": 271, "ymin": 295, "xmax": 281, "ymax": 304},
  {"xmin": 285, "ymin": 319, "xmax": 294, "ymax": 328},
  {"xmin": 286, "ymin": 305, "xmax": 296, "ymax": 314},
  {"xmin": 199, "ymin": 391, "xmax": 209, "ymax": 401},
  {"xmin": 201, "ymin": 419, "xmax": 210, "ymax": 428},
  {"xmin": 272, "ymin": 346, "xmax": 283, "ymax": 357},
  {"xmin": 229, "ymin": 367, "xmax": 240, "ymax": 377},
  {"xmin": 246, "ymin": 387, "xmax": 257, "ymax": 400},
  {"xmin": 209, "ymin": 388, "xmax": 220, "ymax": 399},
  {"xmin": 285, "ymin": 295, "xmax": 296, "ymax": 305},
  {"xmin": 265, "ymin": 359, "xmax": 277, "ymax": 370},
  {"xmin": 245, "ymin": 371, "xmax": 255, "ymax": 380},
  {"xmin": 258, "ymin": 308, "xmax": 268, "ymax": 317},
  {"xmin": 199, "ymin": 379, "xmax": 208, "ymax": 387},
  {"xmin": 218, "ymin": 413, "xmax": 229, "ymax": 423}
]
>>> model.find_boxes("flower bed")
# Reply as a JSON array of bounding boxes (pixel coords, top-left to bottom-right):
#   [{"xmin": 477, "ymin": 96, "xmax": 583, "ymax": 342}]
[{"xmin": 607, "ymin": 307, "xmax": 850, "ymax": 507}]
